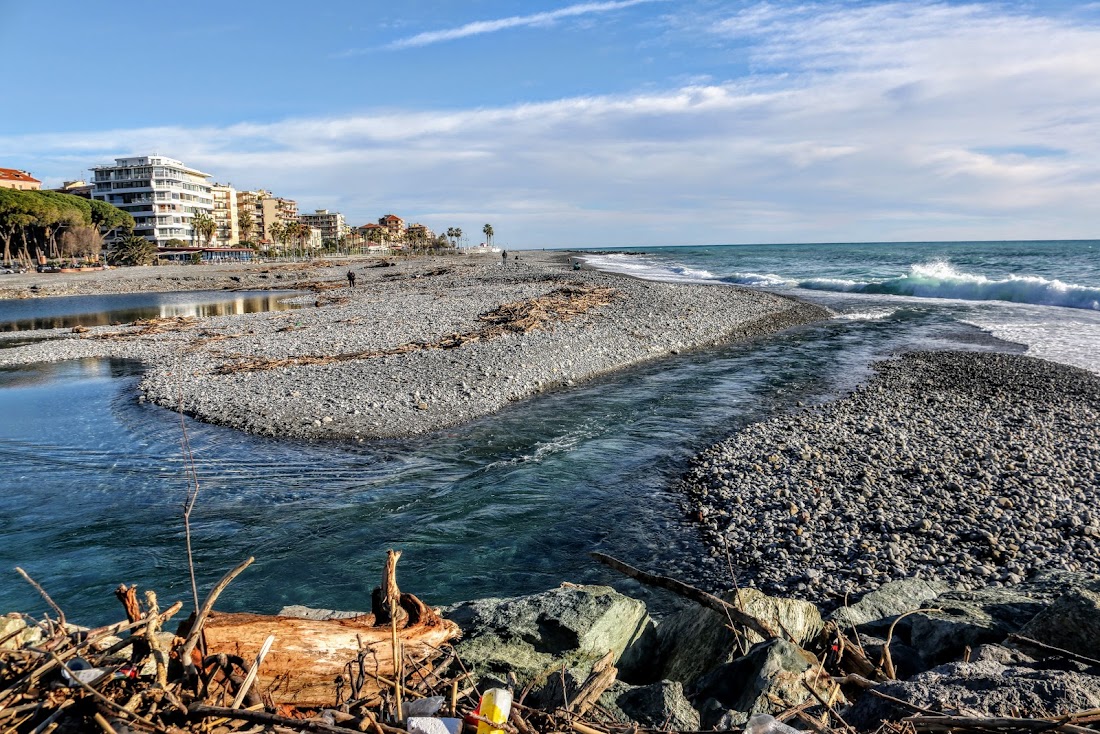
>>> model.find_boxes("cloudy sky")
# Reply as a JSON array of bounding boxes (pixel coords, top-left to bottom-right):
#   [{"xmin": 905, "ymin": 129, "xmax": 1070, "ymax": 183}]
[{"xmin": 1, "ymin": 0, "xmax": 1099, "ymax": 247}]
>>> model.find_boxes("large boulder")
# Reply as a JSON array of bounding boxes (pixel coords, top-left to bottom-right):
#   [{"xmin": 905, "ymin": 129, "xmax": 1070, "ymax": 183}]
[
  {"xmin": 653, "ymin": 589, "xmax": 822, "ymax": 685},
  {"xmin": 1018, "ymin": 587, "xmax": 1100, "ymax": 657},
  {"xmin": 598, "ymin": 680, "xmax": 700, "ymax": 731},
  {"xmin": 692, "ymin": 638, "xmax": 833, "ymax": 725},
  {"xmin": 908, "ymin": 588, "xmax": 1043, "ymax": 664},
  {"xmin": 446, "ymin": 584, "xmax": 652, "ymax": 687},
  {"xmin": 828, "ymin": 579, "xmax": 951, "ymax": 632},
  {"xmin": 845, "ymin": 659, "xmax": 1100, "ymax": 729}
]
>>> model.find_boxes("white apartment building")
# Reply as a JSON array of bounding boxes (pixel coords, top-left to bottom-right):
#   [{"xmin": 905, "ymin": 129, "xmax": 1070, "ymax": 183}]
[
  {"xmin": 298, "ymin": 209, "xmax": 347, "ymax": 245},
  {"xmin": 91, "ymin": 156, "xmax": 213, "ymax": 246},
  {"xmin": 211, "ymin": 184, "xmax": 240, "ymax": 245}
]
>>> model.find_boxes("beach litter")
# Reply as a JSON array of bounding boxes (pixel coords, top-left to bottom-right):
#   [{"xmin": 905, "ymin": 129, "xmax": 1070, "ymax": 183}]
[{"xmin": 4, "ymin": 548, "xmax": 1100, "ymax": 734}]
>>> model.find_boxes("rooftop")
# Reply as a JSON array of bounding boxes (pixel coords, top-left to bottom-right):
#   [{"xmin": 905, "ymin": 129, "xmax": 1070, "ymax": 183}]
[{"xmin": 0, "ymin": 167, "xmax": 40, "ymax": 184}]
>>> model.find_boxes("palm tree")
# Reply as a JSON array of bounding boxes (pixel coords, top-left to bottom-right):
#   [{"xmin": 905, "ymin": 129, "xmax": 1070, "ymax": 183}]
[
  {"xmin": 268, "ymin": 221, "xmax": 287, "ymax": 256},
  {"xmin": 482, "ymin": 223, "xmax": 494, "ymax": 248},
  {"xmin": 238, "ymin": 211, "xmax": 254, "ymax": 243},
  {"xmin": 453, "ymin": 227, "xmax": 463, "ymax": 248},
  {"xmin": 192, "ymin": 212, "xmax": 216, "ymax": 246},
  {"xmin": 446, "ymin": 227, "xmax": 456, "ymax": 247}
]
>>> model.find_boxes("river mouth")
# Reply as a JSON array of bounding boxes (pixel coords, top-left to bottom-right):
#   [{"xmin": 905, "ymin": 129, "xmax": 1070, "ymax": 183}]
[{"xmin": 0, "ymin": 290, "xmax": 305, "ymax": 332}]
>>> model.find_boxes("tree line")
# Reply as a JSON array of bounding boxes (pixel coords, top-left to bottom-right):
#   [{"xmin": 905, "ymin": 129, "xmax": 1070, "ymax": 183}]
[{"xmin": 0, "ymin": 188, "xmax": 135, "ymax": 265}]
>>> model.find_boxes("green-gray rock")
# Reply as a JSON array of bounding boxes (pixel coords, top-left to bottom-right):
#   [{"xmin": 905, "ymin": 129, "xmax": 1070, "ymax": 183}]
[
  {"xmin": 693, "ymin": 638, "xmax": 832, "ymax": 718},
  {"xmin": 908, "ymin": 588, "xmax": 1043, "ymax": 664},
  {"xmin": 653, "ymin": 589, "xmax": 822, "ymax": 685},
  {"xmin": 828, "ymin": 579, "xmax": 951, "ymax": 631},
  {"xmin": 1018, "ymin": 587, "xmax": 1100, "ymax": 657},
  {"xmin": 446, "ymin": 584, "xmax": 651, "ymax": 687}
]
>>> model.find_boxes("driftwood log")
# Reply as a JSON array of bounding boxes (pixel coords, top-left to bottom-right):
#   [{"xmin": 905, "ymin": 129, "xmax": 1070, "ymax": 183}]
[{"xmin": 203, "ymin": 551, "xmax": 459, "ymax": 707}]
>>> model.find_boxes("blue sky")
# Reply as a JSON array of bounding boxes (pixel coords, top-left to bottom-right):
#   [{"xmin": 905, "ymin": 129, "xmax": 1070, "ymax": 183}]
[{"xmin": 2, "ymin": 0, "xmax": 1099, "ymax": 247}]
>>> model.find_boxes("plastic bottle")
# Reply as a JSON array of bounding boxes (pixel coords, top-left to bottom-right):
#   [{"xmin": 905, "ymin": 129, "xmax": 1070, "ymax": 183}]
[{"xmin": 475, "ymin": 688, "xmax": 513, "ymax": 734}]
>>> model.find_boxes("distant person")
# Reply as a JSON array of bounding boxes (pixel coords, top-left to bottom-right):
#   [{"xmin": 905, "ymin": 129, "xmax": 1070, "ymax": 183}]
[
  {"xmin": 347, "ymin": 270, "xmax": 356, "ymax": 288},
  {"xmin": 501, "ymin": 250, "xmax": 508, "ymax": 268}
]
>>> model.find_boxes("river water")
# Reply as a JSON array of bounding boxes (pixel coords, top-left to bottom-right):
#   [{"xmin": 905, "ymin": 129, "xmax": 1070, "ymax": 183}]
[{"xmin": 1, "ymin": 241, "xmax": 1094, "ymax": 625}]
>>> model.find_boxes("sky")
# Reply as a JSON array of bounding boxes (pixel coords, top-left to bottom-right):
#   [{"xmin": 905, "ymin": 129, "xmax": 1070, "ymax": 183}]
[{"xmin": 1, "ymin": 0, "xmax": 1099, "ymax": 247}]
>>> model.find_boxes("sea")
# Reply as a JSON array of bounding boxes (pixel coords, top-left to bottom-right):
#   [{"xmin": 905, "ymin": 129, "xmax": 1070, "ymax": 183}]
[{"xmin": 0, "ymin": 240, "xmax": 1096, "ymax": 624}]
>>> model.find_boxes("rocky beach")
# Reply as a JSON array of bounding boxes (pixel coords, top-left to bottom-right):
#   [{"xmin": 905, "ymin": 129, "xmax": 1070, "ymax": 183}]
[
  {"xmin": 0, "ymin": 252, "xmax": 829, "ymax": 439},
  {"xmin": 3, "ymin": 253, "xmax": 1100, "ymax": 731},
  {"xmin": 679, "ymin": 350, "xmax": 1100, "ymax": 608}
]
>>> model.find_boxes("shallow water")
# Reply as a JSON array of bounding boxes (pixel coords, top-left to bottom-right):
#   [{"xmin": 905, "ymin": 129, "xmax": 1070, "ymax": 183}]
[
  {"xmin": 0, "ymin": 290, "xmax": 304, "ymax": 332},
  {"xmin": 0, "ymin": 295, "xmax": 1007, "ymax": 625}
]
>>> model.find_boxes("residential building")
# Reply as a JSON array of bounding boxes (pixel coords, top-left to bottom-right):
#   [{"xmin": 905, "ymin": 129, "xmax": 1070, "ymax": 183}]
[
  {"xmin": 211, "ymin": 184, "xmax": 240, "ymax": 245},
  {"xmin": 90, "ymin": 155, "xmax": 213, "ymax": 246},
  {"xmin": 236, "ymin": 189, "xmax": 298, "ymax": 243},
  {"xmin": 405, "ymin": 223, "xmax": 434, "ymax": 242},
  {"xmin": 0, "ymin": 168, "xmax": 41, "ymax": 190},
  {"xmin": 379, "ymin": 214, "xmax": 405, "ymax": 240},
  {"xmin": 299, "ymin": 209, "xmax": 347, "ymax": 245},
  {"xmin": 50, "ymin": 180, "xmax": 94, "ymax": 198}
]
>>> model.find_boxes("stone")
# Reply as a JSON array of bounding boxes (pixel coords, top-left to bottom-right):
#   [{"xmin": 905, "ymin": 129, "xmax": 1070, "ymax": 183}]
[
  {"xmin": 1017, "ymin": 587, "xmax": 1100, "ymax": 657},
  {"xmin": 446, "ymin": 584, "xmax": 651, "ymax": 687},
  {"xmin": 845, "ymin": 659, "xmax": 1100, "ymax": 729},
  {"xmin": 0, "ymin": 614, "xmax": 43, "ymax": 650},
  {"xmin": 692, "ymin": 638, "xmax": 833, "ymax": 722},
  {"xmin": 908, "ymin": 588, "xmax": 1043, "ymax": 664},
  {"xmin": 828, "ymin": 579, "xmax": 952, "ymax": 632},
  {"xmin": 606, "ymin": 680, "xmax": 700, "ymax": 731},
  {"xmin": 654, "ymin": 589, "xmax": 823, "ymax": 685}
]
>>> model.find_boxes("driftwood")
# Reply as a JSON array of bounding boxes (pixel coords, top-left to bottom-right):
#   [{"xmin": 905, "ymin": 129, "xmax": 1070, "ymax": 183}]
[
  {"xmin": 216, "ymin": 284, "xmax": 618, "ymax": 374},
  {"xmin": 591, "ymin": 551, "xmax": 778, "ymax": 640}
]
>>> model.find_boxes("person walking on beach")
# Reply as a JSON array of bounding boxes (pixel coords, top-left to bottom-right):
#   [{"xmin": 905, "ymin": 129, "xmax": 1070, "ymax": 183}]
[
  {"xmin": 347, "ymin": 270, "xmax": 356, "ymax": 288},
  {"xmin": 501, "ymin": 250, "xmax": 508, "ymax": 269}
]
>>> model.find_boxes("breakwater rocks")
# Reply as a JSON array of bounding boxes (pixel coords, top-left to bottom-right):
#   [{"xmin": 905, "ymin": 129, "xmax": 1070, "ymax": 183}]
[
  {"xmin": 679, "ymin": 351, "xmax": 1100, "ymax": 607},
  {"xmin": 0, "ymin": 254, "xmax": 830, "ymax": 439},
  {"xmin": 419, "ymin": 573, "xmax": 1100, "ymax": 730}
]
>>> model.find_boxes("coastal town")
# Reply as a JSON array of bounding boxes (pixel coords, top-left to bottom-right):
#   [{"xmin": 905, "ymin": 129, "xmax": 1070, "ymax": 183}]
[{"xmin": 0, "ymin": 157, "xmax": 497, "ymax": 269}]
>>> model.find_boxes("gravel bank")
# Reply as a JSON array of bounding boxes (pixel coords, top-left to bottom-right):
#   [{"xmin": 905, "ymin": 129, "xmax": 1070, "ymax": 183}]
[
  {"xmin": 679, "ymin": 351, "xmax": 1100, "ymax": 609},
  {"xmin": 0, "ymin": 253, "xmax": 830, "ymax": 439}
]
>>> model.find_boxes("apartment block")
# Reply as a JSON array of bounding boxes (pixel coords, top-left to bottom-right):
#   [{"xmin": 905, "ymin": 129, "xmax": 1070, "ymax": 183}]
[
  {"xmin": 299, "ymin": 209, "xmax": 347, "ymax": 245},
  {"xmin": 211, "ymin": 184, "xmax": 240, "ymax": 245},
  {"xmin": 91, "ymin": 156, "xmax": 213, "ymax": 245},
  {"xmin": 236, "ymin": 190, "xmax": 298, "ymax": 243}
]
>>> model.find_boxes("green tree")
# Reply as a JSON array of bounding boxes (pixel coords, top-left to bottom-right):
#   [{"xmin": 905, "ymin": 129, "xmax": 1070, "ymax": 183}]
[
  {"xmin": 268, "ymin": 221, "xmax": 287, "ymax": 254},
  {"xmin": 107, "ymin": 234, "xmax": 158, "ymax": 266},
  {"xmin": 191, "ymin": 212, "xmax": 216, "ymax": 246},
  {"xmin": 482, "ymin": 223, "xmax": 494, "ymax": 247},
  {"xmin": 89, "ymin": 199, "xmax": 134, "ymax": 240},
  {"xmin": 238, "ymin": 210, "xmax": 254, "ymax": 242}
]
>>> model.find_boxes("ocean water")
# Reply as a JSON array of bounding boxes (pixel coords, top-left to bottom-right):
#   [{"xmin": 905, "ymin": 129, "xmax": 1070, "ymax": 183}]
[
  {"xmin": 581, "ymin": 240, "xmax": 1100, "ymax": 374},
  {"xmin": 0, "ymin": 241, "xmax": 1093, "ymax": 625}
]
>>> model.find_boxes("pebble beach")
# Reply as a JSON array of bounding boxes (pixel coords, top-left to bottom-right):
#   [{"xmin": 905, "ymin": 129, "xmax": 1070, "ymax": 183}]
[
  {"xmin": 679, "ymin": 350, "xmax": 1100, "ymax": 607},
  {"xmin": 0, "ymin": 252, "xmax": 830, "ymax": 439}
]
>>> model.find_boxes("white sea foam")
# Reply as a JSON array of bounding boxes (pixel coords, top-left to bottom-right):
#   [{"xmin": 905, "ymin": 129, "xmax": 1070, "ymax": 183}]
[
  {"xmin": 580, "ymin": 253, "xmax": 718, "ymax": 283},
  {"xmin": 834, "ymin": 309, "xmax": 898, "ymax": 321},
  {"xmin": 721, "ymin": 272, "xmax": 797, "ymax": 287},
  {"xmin": 798, "ymin": 261, "xmax": 1100, "ymax": 311},
  {"xmin": 963, "ymin": 307, "xmax": 1100, "ymax": 375}
]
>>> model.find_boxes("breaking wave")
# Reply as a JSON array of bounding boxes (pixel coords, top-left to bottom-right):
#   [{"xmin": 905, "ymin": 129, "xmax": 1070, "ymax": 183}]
[{"xmin": 798, "ymin": 262, "xmax": 1100, "ymax": 311}]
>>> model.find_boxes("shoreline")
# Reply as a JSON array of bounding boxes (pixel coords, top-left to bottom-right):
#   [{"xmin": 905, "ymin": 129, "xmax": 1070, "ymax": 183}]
[{"xmin": 0, "ymin": 251, "xmax": 832, "ymax": 439}]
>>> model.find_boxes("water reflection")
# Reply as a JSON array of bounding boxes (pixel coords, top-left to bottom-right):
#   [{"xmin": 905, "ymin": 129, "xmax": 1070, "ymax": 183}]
[{"xmin": 0, "ymin": 290, "xmax": 305, "ymax": 332}]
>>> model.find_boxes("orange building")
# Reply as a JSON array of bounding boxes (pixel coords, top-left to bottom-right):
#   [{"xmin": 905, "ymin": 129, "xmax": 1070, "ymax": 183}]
[{"xmin": 0, "ymin": 168, "xmax": 42, "ymax": 191}]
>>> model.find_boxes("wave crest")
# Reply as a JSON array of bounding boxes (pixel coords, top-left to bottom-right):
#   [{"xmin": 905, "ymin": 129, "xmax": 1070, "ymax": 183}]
[{"xmin": 799, "ymin": 261, "xmax": 1100, "ymax": 310}]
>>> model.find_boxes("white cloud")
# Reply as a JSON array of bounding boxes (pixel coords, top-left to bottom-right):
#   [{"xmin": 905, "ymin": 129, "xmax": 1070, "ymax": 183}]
[
  {"xmin": 6, "ymin": 1, "xmax": 1100, "ymax": 246},
  {"xmin": 374, "ymin": 0, "xmax": 658, "ymax": 51}
]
